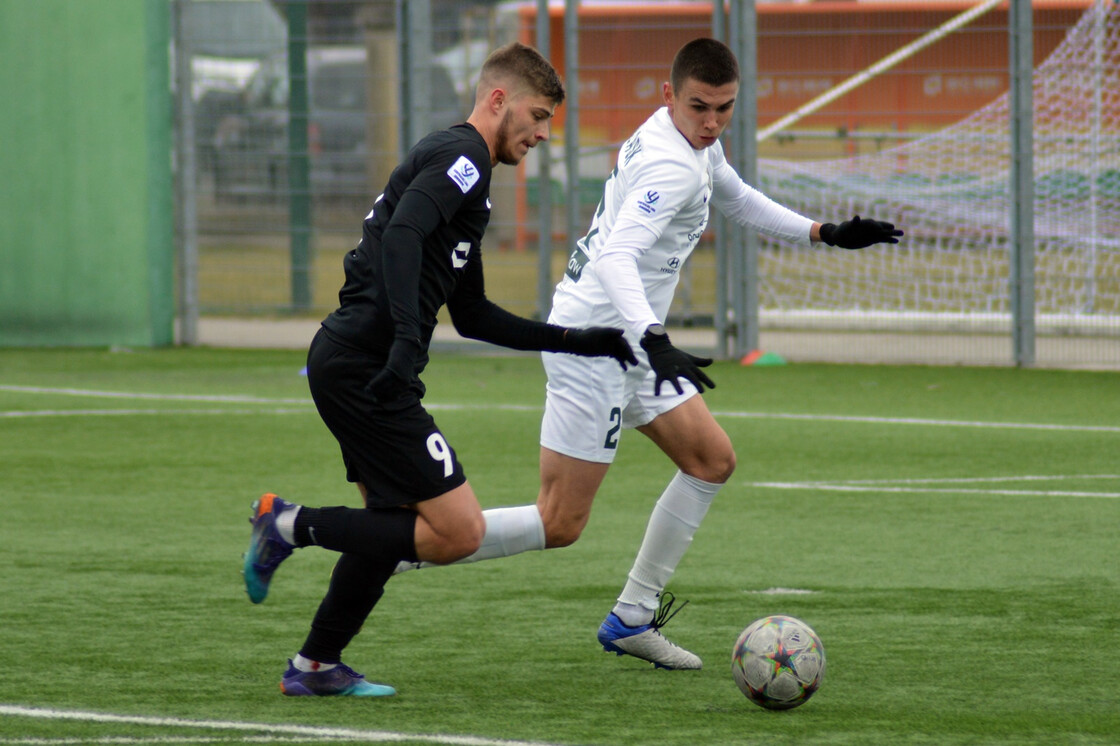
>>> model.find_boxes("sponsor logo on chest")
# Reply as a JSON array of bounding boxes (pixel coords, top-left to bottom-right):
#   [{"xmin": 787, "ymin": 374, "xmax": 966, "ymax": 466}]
[{"xmin": 660, "ymin": 256, "xmax": 682, "ymax": 275}]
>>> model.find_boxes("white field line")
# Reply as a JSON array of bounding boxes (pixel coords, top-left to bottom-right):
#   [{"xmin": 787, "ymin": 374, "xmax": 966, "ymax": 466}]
[
  {"xmin": 750, "ymin": 474, "xmax": 1120, "ymax": 499},
  {"xmin": 0, "ymin": 704, "xmax": 567, "ymax": 746},
  {"xmin": 0, "ymin": 385, "xmax": 311, "ymax": 405},
  {"xmin": 0, "ymin": 738, "xmax": 355, "ymax": 745},
  {"xmin": 2, "ymin": 385, "xmax": 1119, "ymax": 433},
  {"xmin": 0, "ymin": 409, "xmax": 311, "ymax": 418},
  {"xmin": 789, "ymin": 474, "xmax": 1120, "ymax": 485},
  {"xmin": 710, "ymin": 410, "xmax": 1120, "ymax": 434}
]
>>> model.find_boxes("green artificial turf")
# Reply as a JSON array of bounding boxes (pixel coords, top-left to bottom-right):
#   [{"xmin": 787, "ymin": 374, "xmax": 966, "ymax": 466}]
[{"xmin": 1, "ymin": 348, "xmax": 1117, "ymax": 744}]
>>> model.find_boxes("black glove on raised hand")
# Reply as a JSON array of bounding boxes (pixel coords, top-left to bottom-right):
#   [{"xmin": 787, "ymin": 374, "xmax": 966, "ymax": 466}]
[
  {"xmin": 819, "ymin": 215, "xmax": 903, "ymax": 250},
  {"xmin": 640, "ymin": 325, "xmax": 715, "ymax": 396},
  {"xmin": 367, "ymin": 337, "xmax": 421, "ymax": 402},
  {"xmin": 562, "ymin": 327, "xmax": 639, "ymax": 370}
]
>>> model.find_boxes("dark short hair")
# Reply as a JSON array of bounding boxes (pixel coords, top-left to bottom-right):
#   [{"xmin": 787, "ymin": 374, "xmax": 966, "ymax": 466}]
[
  {"xmin": 479, "ymin": 42, "xmax": 565, "ymax": 104},
  {"xmin": 670, "ymin": 38, "xmax": 740, "ymax": 92}
]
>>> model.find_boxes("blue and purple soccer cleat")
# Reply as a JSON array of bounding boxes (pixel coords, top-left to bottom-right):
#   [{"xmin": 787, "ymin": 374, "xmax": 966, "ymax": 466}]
[
  {"xmin": 242, "ymin": 493, "xmax": 295, "ymax": 604},
  {"xmin": 279, "ymin": 660, "xmax": 396, "ymax": 697}
]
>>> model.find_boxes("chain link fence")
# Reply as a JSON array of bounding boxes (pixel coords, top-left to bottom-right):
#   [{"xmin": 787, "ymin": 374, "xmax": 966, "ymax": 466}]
[{"xmin": 172, "ymin": 0, "xmax": 1119, "ymax": 368}]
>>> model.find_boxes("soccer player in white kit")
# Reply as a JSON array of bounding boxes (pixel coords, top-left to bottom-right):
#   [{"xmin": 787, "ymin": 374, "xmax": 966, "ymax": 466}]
[{"xmin": 397, "ymin": 38, "xmax": 902, "ymax": 670}]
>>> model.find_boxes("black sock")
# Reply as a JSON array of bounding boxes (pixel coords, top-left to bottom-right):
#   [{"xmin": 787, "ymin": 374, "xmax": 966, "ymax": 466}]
[
  {"xmin": 298, "ymin": 552, "xmax": 393, "ymax": 664},
  {"xmin": 294, "ymin": 506, "xmax": 419, "ymax": 563}
]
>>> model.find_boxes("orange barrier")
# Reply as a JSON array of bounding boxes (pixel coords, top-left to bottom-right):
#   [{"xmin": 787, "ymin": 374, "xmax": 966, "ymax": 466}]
[{"xmin": 512, "ymin": 1, "xmax": 1092, "ymax": 250}]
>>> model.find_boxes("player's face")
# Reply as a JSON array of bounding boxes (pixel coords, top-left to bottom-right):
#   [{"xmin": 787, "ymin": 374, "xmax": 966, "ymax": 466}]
[
  {"xmin": 664, "ymin": 78, "xmax": 738, "ymax": 150},
  {"xmin": 494, "ymin": 94, "xmax": 557, "ymax": 165}
]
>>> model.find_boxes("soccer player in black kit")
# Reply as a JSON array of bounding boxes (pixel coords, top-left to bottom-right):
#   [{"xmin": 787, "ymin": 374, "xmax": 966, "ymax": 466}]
[{"xmin": 242, "ymin": 42, "xmax": 637, "ymax": 697}]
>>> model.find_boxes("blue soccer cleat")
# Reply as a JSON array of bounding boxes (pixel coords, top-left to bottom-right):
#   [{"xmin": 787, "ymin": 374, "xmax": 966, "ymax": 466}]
[
  {"xmin": 597, "ymin": 592, "xmax": 702, "ymax": 670},
  {"xmin": 279, "ymin": 660, "xmax": 396, "ymax": 697},
  {"xmin": 243, "ymin": 493, "xmax": 296, "ymax": 604}
]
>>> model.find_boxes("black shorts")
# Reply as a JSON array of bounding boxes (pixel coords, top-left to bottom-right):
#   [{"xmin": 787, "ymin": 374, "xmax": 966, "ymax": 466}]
[{"xmin": 306, "ymin": 327, "xmax": 467, "ymax": 508}]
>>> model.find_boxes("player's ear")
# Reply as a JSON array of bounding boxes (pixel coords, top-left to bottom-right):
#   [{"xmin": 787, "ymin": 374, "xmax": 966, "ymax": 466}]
[
  {"xmin": 489, "ymin": 87, "xmax": 506, "ymax": 114},
  {"xmin": 662, "ymin": 81, "xmax": 674, "ymax": 108}
]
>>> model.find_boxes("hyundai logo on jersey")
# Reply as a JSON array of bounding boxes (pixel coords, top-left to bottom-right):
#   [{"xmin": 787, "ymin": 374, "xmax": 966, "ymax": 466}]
[{"xmin": 637, "ymin": 190, "xmax": 660, "ymax": 214}]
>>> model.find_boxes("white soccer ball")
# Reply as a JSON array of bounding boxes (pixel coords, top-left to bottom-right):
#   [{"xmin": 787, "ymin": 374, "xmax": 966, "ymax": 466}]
[{"xmin": 731, "ymin": 615, "xmax": 825, "ymax": 710}]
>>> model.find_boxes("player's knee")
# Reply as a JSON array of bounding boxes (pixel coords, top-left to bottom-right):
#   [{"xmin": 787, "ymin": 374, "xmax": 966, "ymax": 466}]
[
  {"xmin": 431, "ymin": 513, "xmax": 485, "ymax": 563},
  {"xmin": 715, "ymin": 448, "xmax": 737, "ymax": 482},
  {"xmin": 457, "ymin": 513, "xmax": 486, "ymax": 557},
  {"xmin": 682, "ymin": 445, "xmax": 736, "ymax": 484}
]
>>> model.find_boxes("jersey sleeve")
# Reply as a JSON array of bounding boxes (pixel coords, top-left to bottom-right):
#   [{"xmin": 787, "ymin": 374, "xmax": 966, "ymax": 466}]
[
  {"xmin": 592, "ymin": 153, "xmax": 698, "ymax": 335},
  {"xmin": 379, "ymin": 189, "xmax": 443, "ymax": 347},
  {"xmin": 447, "ymin": 250, "xmax": 568, "ymax": 351},
  {"xmin": 406, "ymin": 141, "xmax": 490, "ymax": 222},
  {"xmin": 710, "ymin": 145, "xmax": 813, "ymax": 247}
]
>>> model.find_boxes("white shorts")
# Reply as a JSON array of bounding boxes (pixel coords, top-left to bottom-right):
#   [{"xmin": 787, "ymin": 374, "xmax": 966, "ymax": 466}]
[{"xmin": 540, "ymin": 350, "xmax": 698, "ymax": 463}]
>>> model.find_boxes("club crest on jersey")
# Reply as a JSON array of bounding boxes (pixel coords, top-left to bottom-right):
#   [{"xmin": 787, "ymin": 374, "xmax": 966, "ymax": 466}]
[
  {"xmin": 637, "ymin": 190, "xmax": 660, "ymax": 214},
  {"xmin": 447, "ymin": 155, "xmax": 480, "ymax": 193}
]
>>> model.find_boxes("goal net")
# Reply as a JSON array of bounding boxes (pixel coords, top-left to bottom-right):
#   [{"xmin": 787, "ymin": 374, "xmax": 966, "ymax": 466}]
[{"xmin": 755, "ymin": 0, "xmax": 1120, "ymax": 337}]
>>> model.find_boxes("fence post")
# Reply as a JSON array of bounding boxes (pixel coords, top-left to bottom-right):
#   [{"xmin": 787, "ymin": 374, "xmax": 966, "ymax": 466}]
[
  {"xmin": 172, "ymin": 0, "xmax": 198, "ymax": 344},
  {"xmin": 729, "ymin": 0, "xmax": 759, "ymax": 359},
  {"xmin": 564, "ymin": 0, "xmax": 580, "ymax": 256},
  {"xmin": 397, "ymin": 0, "xmax": 432, "ymax": 153},
  {"xmin": 286, "ymin": 1, "xmax": 311, "ymax": 312},
  {"xmin": 712, "ymin": 2, "xmax": 730, "ymax": 358},
  {"xmin": 536, "ymin": 0, "xmax": 554, "ymax": 321},
  {"xmin": 1009, "ymin": 0, "xmax": 1035, "ymax": 366}
]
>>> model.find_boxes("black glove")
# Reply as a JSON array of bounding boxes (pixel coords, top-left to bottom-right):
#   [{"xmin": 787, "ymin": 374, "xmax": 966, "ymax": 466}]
[
  {"xmin": 563, "ymin": 327, "xmax": 639, "ymax": 370},
  {"xmin": 819, "ymin": 215, "xmax": 903, "ymax": 250},
  {"xmin": 640, "ymin": 325, "xmax": 715, "ymax": 396},
  {"xmin": 367, "ymin": 337, "xmax": 421, "ymax": 402}
]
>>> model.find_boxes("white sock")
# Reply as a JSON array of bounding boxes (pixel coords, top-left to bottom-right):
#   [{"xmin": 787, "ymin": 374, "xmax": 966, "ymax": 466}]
[
  {"xmin": 292, "ymin": 653, "xmax": 337, "ymax": 673},
  {"xmin": 455, "ymin": 504, "xmax": 546, "ymax": 564},
  {"xmin": 613, "ymin": 471, "xmax": 721, "ymax": 625},
  {"xmin": 274, "ymin": 505, "xmax": 300, "ymax": 545},
  {"xmin": 396, "ymin": 504, "xmax": 545, "ymax": 574}
]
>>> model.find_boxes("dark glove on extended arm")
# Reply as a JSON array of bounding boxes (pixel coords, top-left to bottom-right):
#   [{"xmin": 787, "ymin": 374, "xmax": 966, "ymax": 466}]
[
  {"xmin": 562, "ymin": 327, "xmax": 639, "ymax": 370},
  {"xmin": 640, "ymin": 326, "xmax": 715, "ymax": 396},
  {"xmin": 367, "ymin": 337, "xmax": 421, "ymax": 402},
  {"xmin": 819, "ymin": 215, "xmax": 903, "ymax": 250}
]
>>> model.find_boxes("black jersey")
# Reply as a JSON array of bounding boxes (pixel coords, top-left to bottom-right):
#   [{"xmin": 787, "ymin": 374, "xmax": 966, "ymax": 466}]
[{"xmin": 322, "ymin": 123, "xmax": 493, "ymax": 367}]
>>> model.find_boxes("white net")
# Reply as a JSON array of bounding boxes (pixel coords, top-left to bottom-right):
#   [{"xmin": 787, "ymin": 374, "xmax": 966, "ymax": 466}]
[{"xmin": 756, "ymin": 0, "xmax": 1120, "ymax": 337}]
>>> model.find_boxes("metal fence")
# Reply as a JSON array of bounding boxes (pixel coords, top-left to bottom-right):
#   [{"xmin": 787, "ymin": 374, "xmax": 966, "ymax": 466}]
[{"xmin": 172, "ymin": 0, "xmax": 1120, "ymax": 368}]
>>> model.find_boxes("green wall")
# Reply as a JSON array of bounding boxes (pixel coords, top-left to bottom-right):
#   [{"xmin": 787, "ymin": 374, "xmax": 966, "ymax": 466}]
[{"xmin": 0, "ymin": 0, "xmax": 173, "ymax": 347}]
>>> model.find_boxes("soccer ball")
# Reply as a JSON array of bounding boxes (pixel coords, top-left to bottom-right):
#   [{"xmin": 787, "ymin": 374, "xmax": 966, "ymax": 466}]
[{"xmin": 731, "ymin": 615, "xmax": 825, "ymax": 710}]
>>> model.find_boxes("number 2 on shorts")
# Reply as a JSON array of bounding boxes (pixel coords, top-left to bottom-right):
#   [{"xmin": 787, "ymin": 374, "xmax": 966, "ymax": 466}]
[
  {"xmin": 426, "ymin": 432, "xmax": 454, "ymax": 477},
  {"xmin": 603, "ymin": 406, "xmax": 622, "ymax": 449}
]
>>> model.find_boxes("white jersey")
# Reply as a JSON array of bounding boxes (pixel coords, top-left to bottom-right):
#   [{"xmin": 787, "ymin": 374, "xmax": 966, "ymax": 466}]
[{"xmin": 549, "ymin": 107, "xmax": 814, "ymax": 338}]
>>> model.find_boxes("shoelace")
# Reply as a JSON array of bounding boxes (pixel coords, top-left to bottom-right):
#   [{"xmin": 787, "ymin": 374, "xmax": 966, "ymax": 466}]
[
  {"xmin": 335, "ymin": 663, "xmax": 363, "ymax": 679},
  {"xmin": 649, "ymin": 591, "xmax": 689, "ymax": 631}
]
